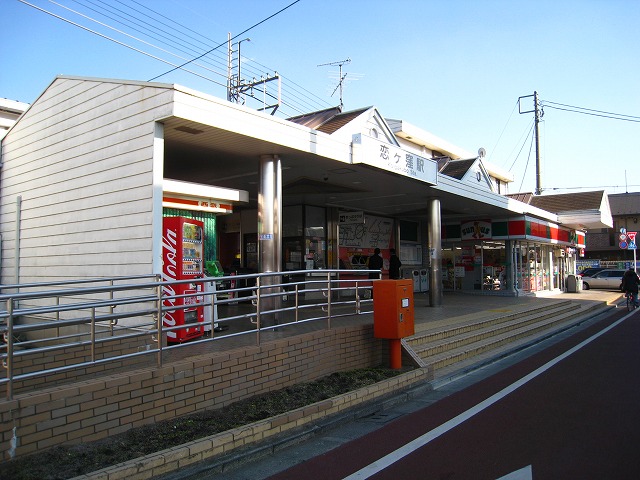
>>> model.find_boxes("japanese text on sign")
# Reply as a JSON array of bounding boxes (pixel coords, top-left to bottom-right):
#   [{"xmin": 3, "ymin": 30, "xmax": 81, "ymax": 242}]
[{"xmin": 352, "ymin": 134, "xmax": 438, "ymax": 185}]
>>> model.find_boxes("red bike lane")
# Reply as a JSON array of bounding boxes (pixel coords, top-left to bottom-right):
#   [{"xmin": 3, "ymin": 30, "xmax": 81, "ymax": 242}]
[{"xmin": 268, "ymin": 308, "xmax": 640, "ymax": 480}]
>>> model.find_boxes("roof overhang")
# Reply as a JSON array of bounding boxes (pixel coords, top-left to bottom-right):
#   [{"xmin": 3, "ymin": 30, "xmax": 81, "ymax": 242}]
[{"xmin": 556, "ymin": 209, "xmax": 614, "ymax": 230}]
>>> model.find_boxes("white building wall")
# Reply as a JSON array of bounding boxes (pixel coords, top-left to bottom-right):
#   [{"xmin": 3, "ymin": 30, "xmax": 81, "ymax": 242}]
[{"xmin": 0, "ymin": 77, "xmax": 174, "ymax": 284}]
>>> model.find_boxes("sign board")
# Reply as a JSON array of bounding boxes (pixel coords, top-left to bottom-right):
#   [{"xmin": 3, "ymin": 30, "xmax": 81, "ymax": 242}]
[
  {"xmin": 339, "ymin": 211, "xmax": 365, "ymax": 225},
  {"xmin": 352, "ymin": 134, "xmax": 438, "ymax": 185},
  {"xmin": 619, "ymin": 231, "xmax": 637, "ymax": 250}
]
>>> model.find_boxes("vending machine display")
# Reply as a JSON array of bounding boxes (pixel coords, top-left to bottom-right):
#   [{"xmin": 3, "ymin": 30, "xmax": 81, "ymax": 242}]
[{"xmin": 162, "ymin": 217, "xmax": 205, "ymax": 343}]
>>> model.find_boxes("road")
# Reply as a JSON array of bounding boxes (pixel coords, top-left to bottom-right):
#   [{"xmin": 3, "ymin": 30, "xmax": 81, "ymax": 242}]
[{"xmin": 264, "ymin": 306, "xmax": 640, "ymax": 480}]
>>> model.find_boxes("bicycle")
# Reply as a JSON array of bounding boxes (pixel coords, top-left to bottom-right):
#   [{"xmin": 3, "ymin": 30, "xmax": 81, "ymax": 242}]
[{"xmin": 625, "ymin": 291, "xmax": 638, "ymax": 311}]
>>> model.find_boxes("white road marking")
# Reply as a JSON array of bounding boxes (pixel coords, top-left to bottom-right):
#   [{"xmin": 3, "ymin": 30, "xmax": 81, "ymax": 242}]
[
  {"xmin": 497, "ymin": 465, "xmax": 533, "ymax": 479},
  {"xmin": 343, "ymin": 311, "xmax": 634, "ymax": 479}
]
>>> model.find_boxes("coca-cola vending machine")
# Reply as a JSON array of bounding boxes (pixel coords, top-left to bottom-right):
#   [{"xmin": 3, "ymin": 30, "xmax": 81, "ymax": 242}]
[{"xmin": 162, "ymin": 216, "xmax": 205, "ymax": 343}]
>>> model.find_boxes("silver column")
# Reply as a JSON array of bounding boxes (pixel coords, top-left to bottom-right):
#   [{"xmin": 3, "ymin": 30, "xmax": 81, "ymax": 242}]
[
  {"xmin": 258, "ymin": 155, "xmax": 282, "ymax": 325},
  {"xmin": 428, "ymin": 198, "xmax": 442, "ymax": 306}
]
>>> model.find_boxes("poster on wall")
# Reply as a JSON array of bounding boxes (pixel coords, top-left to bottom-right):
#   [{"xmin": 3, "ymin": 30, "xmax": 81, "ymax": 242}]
[
  {"xmin": 338, "ymin": 213, "xmax": 394, "ymax": 274},
  {"xmin": 339, "ymin": 213, "xmax": 393, "ymax": 248}
]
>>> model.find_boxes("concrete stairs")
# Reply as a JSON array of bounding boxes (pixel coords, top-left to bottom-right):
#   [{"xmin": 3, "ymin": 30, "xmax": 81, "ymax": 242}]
[{"xmin": 403, "ymin": 299, "xmax": 612, "ymax": 379}]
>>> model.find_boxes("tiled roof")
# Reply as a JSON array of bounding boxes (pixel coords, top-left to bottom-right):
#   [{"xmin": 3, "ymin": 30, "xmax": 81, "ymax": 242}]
[
  {"xmin": 439, "ymin": 158, "xmax": 475, "ymax": 180},
  {"xmin": 506, "ymin": 192, "xmax": 534, "ymax": 203},
  {"xmin": 287, "ymin": 107, "xmax": 342, "ymax": 129},
  {"xmin": 528, "ymin": 191, "xmax": 606, "ymax": 213},
  {"xmin": 287, "ymin": 107, "xmax": 371, "ymax": 134},
  {"xmin": 315, "ymin": 107, "xmax": 370, "ymax": 134},
  {"xmin": 608, "ymin": 192, "xmax": 640, "ymax": 216}
]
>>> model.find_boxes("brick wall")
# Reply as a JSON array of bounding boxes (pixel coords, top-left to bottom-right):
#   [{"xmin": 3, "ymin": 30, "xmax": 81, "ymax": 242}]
[
  {"xmin": 3, "ymin": 331, "xmax": 156, "ymax": 395},
  {"xmin": 0, "ymin": 324, "xmax": 384, "ymax": 461}
]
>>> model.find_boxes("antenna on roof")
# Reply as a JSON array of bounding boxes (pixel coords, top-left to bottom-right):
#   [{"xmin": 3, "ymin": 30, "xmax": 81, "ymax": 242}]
[{"xmin": 318, "ymin": 58, "xmax": 351, "ymax": 110}]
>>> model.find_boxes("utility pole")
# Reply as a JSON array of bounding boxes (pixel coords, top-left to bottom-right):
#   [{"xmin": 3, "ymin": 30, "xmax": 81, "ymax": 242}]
[
  {"xmin": 226, "ymin": 33, "xmax": 281, "ymax": 114},
  {"xmin": 533, "ymin": 91, "xmax": 542, "ymax": 195},
  {"xmin": 518, "ymin": 91, "xmax": 544, "ymax": 195}
]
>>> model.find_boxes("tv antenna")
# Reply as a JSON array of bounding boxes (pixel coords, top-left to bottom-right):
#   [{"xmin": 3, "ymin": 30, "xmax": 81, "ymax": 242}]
[{"xmin": 318, "ymin": 58, "xmax": 351, "ymax": 110}]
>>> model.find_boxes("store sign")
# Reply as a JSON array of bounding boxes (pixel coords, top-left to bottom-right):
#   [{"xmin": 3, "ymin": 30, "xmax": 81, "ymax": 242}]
[
  {"xmin": 461, "ymin": 220, "xmax": 492, "ymax": 240},
  {"xmin": 352, "ymin": 134, "xmax": 438, "ymax": 185},
  {"xmin": 163, "ymin": 196, "xmax": 233, "ymax": 214},
  {"xmin": 339, "ymin": 211, "xmax": 365, "ymax": 225}
]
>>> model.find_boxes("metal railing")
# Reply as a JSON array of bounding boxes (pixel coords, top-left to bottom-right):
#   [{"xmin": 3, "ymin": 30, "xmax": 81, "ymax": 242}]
[{"xmin": 0, "ymin": 269, "xmax": 377, "ymax": 399}]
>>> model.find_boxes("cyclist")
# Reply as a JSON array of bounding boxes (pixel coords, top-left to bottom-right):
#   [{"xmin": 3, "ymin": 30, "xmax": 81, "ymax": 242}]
[{"xmin": 621, "ymin": 268, "xmax": 640, "ymax": 307}]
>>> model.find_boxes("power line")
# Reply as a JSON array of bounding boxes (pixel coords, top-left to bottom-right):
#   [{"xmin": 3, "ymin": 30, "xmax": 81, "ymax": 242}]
[
  {"xmin": 18, "ymin": 0, "xmax": 228, "ymax": 87},
  {"xmin": 547, "ymin": 184, "xmax": 640, "ymax": 191},
  {"xmin": 23, "ymin": 0, "xmax": 332, "ymax": 115},
  {"xmin": 507, "ymin": 119, "xmax": 534, "ymax": 172},
  {"xmin": 541, "ymin": 100, "xmax": 640, "ymax": 123},
  {"xmin": 147, "ymin": 0, "xmax": 301, "ymax": 81},
  {"xmin": 47, "ymin": 0, "xmax": 228, "ymax": 80}
]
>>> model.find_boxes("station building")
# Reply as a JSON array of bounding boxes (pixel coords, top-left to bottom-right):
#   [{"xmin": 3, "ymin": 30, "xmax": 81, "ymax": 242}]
[{"xmin": 0, "ymin": 76, "xmax": 613, "ymax": 305}]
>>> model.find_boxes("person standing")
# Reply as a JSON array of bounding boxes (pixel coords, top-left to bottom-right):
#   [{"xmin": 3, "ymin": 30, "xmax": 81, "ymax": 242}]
[
  {"xmin": 622, "ymin": 268, "xmax": 640, "ymax": 306},
  {"xmin": 368, "ymin": 248, "xmax": 383, "ymax": 279},
  {"xmin": 389, "ymin": 248, "xmax": 402, "ymax": 279}
]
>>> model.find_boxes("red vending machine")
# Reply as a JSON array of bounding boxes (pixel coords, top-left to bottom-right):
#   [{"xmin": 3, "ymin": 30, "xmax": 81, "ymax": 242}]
[{"xmin": 162, "ymin": 216, "xmax": 205, "ymax": 343}]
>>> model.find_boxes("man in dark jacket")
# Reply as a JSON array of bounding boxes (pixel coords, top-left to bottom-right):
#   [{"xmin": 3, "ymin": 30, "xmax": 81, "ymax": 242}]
[
  {"xmin": 368, "ymin": 248, "xmax": 383, "ymax": 279},
  {"xmin": 622, "ymin": 268, "xmax": 640, "ymax": 307},
  {"xmin": 389, "ymin": 248, "xmax": 402, "ymax": 279}
]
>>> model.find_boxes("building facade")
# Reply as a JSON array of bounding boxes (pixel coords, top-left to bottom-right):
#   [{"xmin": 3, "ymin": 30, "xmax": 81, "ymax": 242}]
[{"xmin": 0, "ymin": 76, "xmax": 613, "ymax": 306}]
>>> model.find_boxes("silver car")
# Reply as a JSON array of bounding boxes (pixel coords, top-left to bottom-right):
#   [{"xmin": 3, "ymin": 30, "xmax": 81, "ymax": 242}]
[{"xmin": 581, "ymin": 269, "xmax": 625, "ymax": 290}]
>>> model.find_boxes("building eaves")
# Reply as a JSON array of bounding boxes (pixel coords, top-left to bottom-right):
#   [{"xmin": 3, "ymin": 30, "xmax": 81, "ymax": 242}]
[
  {"xmin": 528, "ymin": 191, "xmax": 605, "ymax": 213},
  {"xmin": 506, "ymin": 192, "xmax": 534, "ymax": 203},
  {"xmin": 608, "ymin": 192, "xmax": 640, "ymax": 216},
  {"xmin": 439, "ymin": 158, "xmax": 476, "ymax": 180},
  {"xmin": 286, "ymin": 106, "xmax": 343, "ymax": 130},
  {"xmin": 315, "ymin": 107, "xmax": 372, "ymax": 134}
]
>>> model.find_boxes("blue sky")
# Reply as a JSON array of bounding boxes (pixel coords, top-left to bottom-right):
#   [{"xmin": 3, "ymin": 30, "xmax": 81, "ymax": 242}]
[{"xmin": 3, "ymin": 0, "xmax": 639, "ymax": 195}]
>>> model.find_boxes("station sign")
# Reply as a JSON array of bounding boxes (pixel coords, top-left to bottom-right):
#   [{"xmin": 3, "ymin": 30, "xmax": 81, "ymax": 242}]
[{"xmin": 352, "ymin": 134, "xmax": 438, "ymax": 185}]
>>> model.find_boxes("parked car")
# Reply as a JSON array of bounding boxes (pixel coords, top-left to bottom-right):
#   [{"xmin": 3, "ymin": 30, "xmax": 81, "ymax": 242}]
[
  {"xmin": 580, "ymin": 269, "xmax": 626, "ymax": 290},
  {"xmin": 578, "ymin": 267, "xmax": 606, "ymax": 278}
]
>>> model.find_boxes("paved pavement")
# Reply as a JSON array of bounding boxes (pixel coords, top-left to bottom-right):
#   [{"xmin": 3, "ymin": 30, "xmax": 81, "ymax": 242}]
[
  {"xmin": 173, "ymin": 288, "xmax": 623, "ymax": 359},
  {"xmin": 265, "ymin": 304, "xmax": 640, "ymax": 480},
  {"xmin": 158, "ymin": 288, "xmax": 625, "ymax": 480}
]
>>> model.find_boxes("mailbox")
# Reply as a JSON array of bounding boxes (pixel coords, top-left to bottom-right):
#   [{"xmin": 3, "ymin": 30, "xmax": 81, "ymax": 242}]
[{"xmin": 373, "ymin": 279, "xmax": 415, "ymax": 339}]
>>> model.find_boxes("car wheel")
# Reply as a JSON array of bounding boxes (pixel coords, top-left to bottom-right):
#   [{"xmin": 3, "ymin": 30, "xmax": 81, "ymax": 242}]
[{"xmin": 582, "ymin": 282, "xmax": 590, "ymax": 290}]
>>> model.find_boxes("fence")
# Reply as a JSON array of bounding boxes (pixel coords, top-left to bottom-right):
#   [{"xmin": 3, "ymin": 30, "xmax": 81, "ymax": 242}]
[{"xmin": 0, "ymin": 269, "xmax": 377, "ymax": 400}]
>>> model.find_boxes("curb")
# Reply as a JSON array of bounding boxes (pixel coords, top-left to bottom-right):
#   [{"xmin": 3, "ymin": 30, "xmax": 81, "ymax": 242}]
[{"xmin": 71, "ymin": 368, "xmax": 431, "ymax": 480}]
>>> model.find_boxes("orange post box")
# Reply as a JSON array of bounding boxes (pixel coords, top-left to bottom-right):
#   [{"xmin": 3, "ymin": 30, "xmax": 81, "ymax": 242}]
[
  {"xmin": 373, "ymin": 279, "xmax": 414, "ymax": 369},
  {"xmin": 373, "ymin": 279, "xmax": 415, "ymax": 339}
]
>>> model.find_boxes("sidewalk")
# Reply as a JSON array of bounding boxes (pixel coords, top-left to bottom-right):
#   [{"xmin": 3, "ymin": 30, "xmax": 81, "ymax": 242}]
[
  {"xmin": 145, "ymin": 289, "xmax": 624, "ymax": 480},
  {"xmin": 177, "ymin": 289, "xmax": 625, "ymax": 480}
]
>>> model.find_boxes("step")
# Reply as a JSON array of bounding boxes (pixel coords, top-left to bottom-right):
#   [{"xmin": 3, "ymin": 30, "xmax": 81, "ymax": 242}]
[
  {"xmin": 404, "ymin": 300, "xmax": 610, "ymax": 376},
  {"xmin": 406, "ymin": 301, "xmax": 576, "ymax": 350}
]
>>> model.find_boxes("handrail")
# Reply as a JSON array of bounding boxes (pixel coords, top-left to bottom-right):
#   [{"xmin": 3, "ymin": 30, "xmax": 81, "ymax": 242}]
[{"xmin": 0, "ymin": 269, "xmax": 379, "ymax": 399}]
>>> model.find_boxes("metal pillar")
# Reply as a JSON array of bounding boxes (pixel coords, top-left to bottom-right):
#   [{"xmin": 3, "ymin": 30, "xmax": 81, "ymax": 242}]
[
  {"xmin": 428, "ymin": 198, "xmax": 442, "ymax": 307},
  {"xmin": 258, "ymin": 155, "xmax": 282, "ymax": 325}
]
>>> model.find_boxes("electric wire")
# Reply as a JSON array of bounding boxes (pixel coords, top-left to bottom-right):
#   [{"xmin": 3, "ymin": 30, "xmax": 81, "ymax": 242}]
[
  {"xmin": 488, "ymin": 98, "xmax": 518, "ymax": 165},
  {"xmin": 517, "ymin": 127, "xmax": 536, "ymax": 193},
  {"xmin": 507, "ymin": 119, "xmax": 534, "ymax": 173},
  {"xmin": 102, "ymin": 0, "xmax": 331, "ymax": 113},
  {"xmin": 541, "ymin": 100, "xmax": 640, "ymax": 123},
  {"xmin": 146, "ymin": 0, "xmax": 301, "ymax": 81},
  {"xmin": 547, "ymin": 184, "xmax": 640, "ymax": 191},
  {"xmin": 28, "ymin": 0, "xmax": 331, "ymax": 116},
  {"xmin": 541, "ymin": 100, "xmax": 640, "ymax": 121},
  {"xmin": 47, "ymin": 0, "xmax": 228, "ymax": 80},
  {"xmin": 67, "ymin": 0, "xmax": 229, "ymax": 73},
  {"xmin": 19, "ymin": 0, "xmax": 229, "ymax": 88}
]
